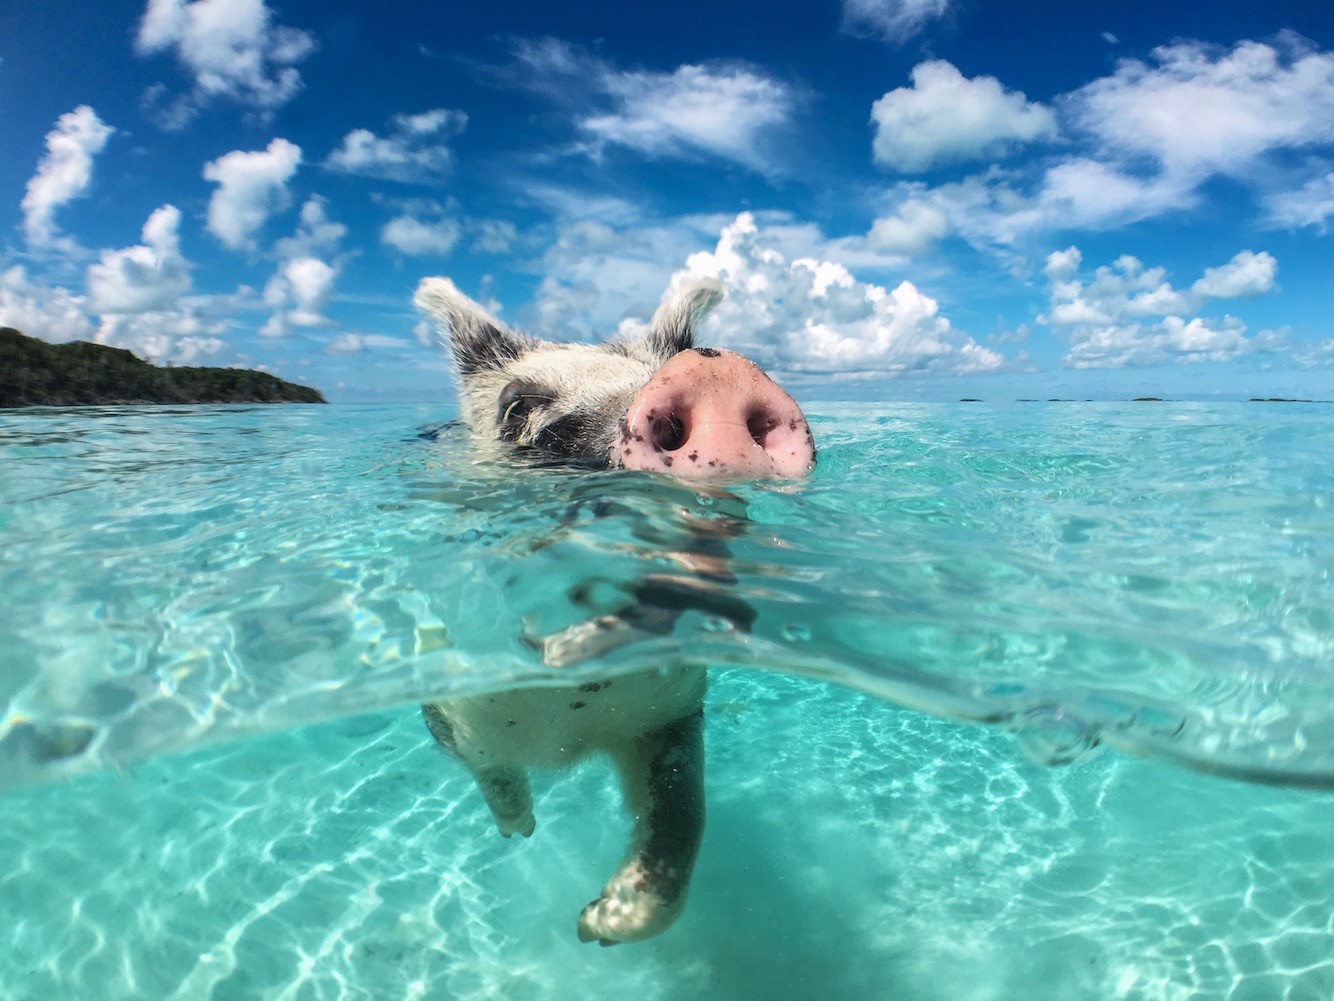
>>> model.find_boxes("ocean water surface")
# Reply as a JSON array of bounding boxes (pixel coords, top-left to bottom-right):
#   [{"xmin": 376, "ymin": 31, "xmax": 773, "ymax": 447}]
[{"xmin": 1, "ymin": 401, "xmax": 1332, "ymax": 1000}]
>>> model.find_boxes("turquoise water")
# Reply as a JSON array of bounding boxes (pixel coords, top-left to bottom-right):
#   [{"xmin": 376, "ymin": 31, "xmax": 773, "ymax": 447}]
[{"xmin": 2, "ymin": 402, "xmax": 1333, "ymax": 999}]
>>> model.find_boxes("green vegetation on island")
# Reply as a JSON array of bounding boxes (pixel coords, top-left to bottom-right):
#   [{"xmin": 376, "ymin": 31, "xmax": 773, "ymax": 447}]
[{"xmin": 1, "ymin": 327, "xmax": 326, "ymax": 408}]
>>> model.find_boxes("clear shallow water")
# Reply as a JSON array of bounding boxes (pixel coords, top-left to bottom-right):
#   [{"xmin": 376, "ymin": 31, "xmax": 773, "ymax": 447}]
[{"xmin": 2, "ymin": 402, "xmax": 1333, "ymax": 998}]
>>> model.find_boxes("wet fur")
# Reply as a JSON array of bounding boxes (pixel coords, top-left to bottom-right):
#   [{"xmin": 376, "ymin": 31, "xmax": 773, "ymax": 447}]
[
  {"xmin": 413, "ymin": 276, "xmax": 726, "ymax": 944},
  {"xmin": 413, "ymin": 277, "xmax": 722, "ymax": 466}
]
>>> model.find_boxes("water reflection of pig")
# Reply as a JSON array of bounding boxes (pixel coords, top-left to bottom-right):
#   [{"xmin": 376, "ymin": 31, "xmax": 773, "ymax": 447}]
[{"xmin": 413, "ymin": 276, "xmax": 815, "ymax": 945}]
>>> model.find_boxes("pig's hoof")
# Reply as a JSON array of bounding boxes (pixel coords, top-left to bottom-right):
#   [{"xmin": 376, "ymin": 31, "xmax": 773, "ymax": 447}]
[
  {"xmin": 496, "ymin": 812, "xmax": 535, "ymax": 839},
  {"xmin": 540, "ymin": 616, "xmax": 646, "ymax": 667},
  {"xmin": 575, "ymin": 871, "xmax": 682, "ymax": 945}
]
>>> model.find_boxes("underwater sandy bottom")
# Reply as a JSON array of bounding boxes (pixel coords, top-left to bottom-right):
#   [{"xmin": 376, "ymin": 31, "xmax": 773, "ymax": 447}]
[{"xmin": 3, "ymin": 669, "xmax": 1331, "ymax": 1001}]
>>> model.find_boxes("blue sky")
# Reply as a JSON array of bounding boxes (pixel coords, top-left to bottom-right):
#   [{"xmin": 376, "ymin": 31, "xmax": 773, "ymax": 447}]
[{"xmin": 3, "ymin": 0, "xmax": 1334, "ymax": 402}]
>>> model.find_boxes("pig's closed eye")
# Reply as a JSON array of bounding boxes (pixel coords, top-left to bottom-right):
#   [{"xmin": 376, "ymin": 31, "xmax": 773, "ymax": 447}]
[{"xmin": 497, "ymin": 380, "xmax": 555, "ymax": 435}]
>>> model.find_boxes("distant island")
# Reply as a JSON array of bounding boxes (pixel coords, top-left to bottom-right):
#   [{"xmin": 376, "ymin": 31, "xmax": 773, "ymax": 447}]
[{"xmin": 1, "ymin": 327, "xmax": 325, "ymax": 408}]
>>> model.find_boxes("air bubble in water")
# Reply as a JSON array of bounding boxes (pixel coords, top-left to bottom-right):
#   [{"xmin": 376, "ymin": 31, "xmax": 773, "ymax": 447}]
[{"xmin": 781, "ymin": 623, "xmax": 812, "ymax": 642}]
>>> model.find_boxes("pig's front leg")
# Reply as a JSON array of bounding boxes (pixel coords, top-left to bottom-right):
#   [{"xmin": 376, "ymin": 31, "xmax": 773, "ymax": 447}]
[
  {"xmin": 578, "ymin": 707, "xmax": 705, "ymax": 945},
  {"xmin": 422, "ymin": 703, "xmax": 536, "ymax": 838}
]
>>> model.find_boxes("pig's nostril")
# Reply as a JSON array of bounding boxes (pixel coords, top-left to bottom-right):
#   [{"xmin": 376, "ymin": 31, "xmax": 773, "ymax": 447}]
[
  {"xmin": 747, "ymin": 410, "xmax": 779, "ymax": 447},
  {"xmin": 652, "ymin": 413, "xmax": 688, "ymax": 452}
]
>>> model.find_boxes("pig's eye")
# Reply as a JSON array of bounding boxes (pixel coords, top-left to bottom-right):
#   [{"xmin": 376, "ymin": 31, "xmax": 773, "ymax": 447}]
[{"xmin": 497, "ymin": 380, "xmax": 554, "ymax": 436}]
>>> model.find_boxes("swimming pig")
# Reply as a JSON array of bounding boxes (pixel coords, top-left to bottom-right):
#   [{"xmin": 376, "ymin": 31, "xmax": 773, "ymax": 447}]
[{"xmin": 413, "ymin": 276, "xmax": 814, "ymax": 945}]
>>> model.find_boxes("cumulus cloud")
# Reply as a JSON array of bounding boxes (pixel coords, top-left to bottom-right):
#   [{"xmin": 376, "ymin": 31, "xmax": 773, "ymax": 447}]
[
  {"xmin": 0, "ymin": 267, "xmax": 95, "ymax": 342},
  {"xmin": 865, "ymin": 198, "xmax": 950, "ymax": 255},
  {"xmin": 259, "ymin": 256, "xmax": 337, "ymax": 337},
  {"xmin": 202, "ymin": 138, "xmax": 302, "ymax": 250},
  {"xmin": 875, "ymin": 37, "xmax": 1334, "ymax": 247},
  {"xmin": 257, "ymin": 197, "xmax": 348, "ymax": 339},
  {"xmin": 871, "ymin": 60, "xmax": 1058, "ymax": 172},
  {"xmin": 325, "ymin": 109, "xmax": 468, "ymax": 183},
  {"xmin": 381, "ymin": 211, "xmax": 461, "ymax": 256},
  {"xmin": 1041, "ymin": 246, "xmax": 1278, "ymax": 367},
  {"xmin": 21, "ymin": 106, "xmax": 115, "ymax": 247},
  {"xmin": 841, "ymin": 0, "xmax": 953, "ymax": 43},
  {"xmin": 664, "ymin": 213, "xmax": 1002, "ymax": 376},
  {"xmin": 135, "ymin": 0, "xmax": 316, "ymax": 127},
  {"xmin": 499, "ymin": 39, "xmax": 795, "ymax": 173},
  {"xmin": 86, "ymin": 205, "xmax": 192, "ymax": 314},
  {"xmin": 94, "ymin": 309, "xmax": 228, "ymax": 366},
  {"xmin": 273, "ymin": 196, "xmax": 347, "ymax": 260},
  {"xmin": 1066, "ymin": 36, "xmax": 1334, "ymax": 181}
]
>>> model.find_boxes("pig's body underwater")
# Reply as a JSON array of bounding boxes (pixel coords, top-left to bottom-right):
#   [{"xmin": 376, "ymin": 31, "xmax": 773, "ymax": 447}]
[{"xmin": 413, "ymin": 276, "xmax": 814, "ymax": 945}]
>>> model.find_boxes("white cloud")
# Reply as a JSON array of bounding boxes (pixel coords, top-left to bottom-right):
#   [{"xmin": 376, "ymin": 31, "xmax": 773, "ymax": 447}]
[
  {"xmin": 1264, "ymin": 171, "xmax": 1334, "ymax": 230},
  {"xmin": 202, "ymin": 138, "xmax": 302, "ymax": 250},
  {"xmin": 583, "ymin": 63, "xmax": 794, "ymax": 171},
  {"xmin": 665, "ymin": 213, "xmax": 1002, "ymax": 376},
  {"xmin": 469, "ymin": 219, "xmax": 518, "ymax": 255},
  {"xmin": 871, "ymin": 60, "xmax": 1057, "ymax": 172},
  {"xmin": 841, "ymin": 0, "xmax": 953, "ymax": 43},
  {"xmin": 381, "ymin": 213, "xmax": 461, "ymax": 256},
  {"xmin": 1190, "ymin": 250, "xmax": 1278, "ymax": 299},
  {"xmin": 324, "ymin": 109, "xmax": 467, "ymax": 183},
  {"xmin": 86, "ymin": 205, "xmax": 192, "ymax": 314},
  {"xmin": 21, "ymin": 106, "xmax": 115, "ymax": 247},
  {"xmin": 873, "ymin": 37, "xmax": 1334, "ymax": 247},
  {"xmin": 1041, "ymin": 246, "xmax": 1277, "ymax": 368},
  {"xmin": 327, "ymin": 332, "xmax": 412, "ymax": 354},
  {"xmin": 273, "ymin": 197, "xmax": 348, "ymax": 260},
  {"xmin": 0, "ymin": 267, "xmax": 95, "ymax": 342},
  {"xmin": 865, "ymin": 198, "xmax": 949, "ymax": 255},
  {"xmin": 897, "ymin": 162, "xmax": 1196, "ymax": 251},
  {"xmin": 260, "ymin": 256, "xmax": 336, "ymax": 336},
  {"xmin": 94, "ymin": 308, "xmax": 228, "ymax": 366},
  {"xmin": 1067, "ymin": 36, "xmax": 1334, "ymax": 180},
  {"xmin": 135, "ymin": 0, "xmax": 316, "ymax": 126},
  {"xmin": 501, "ymin": 40, "xmax": 795, "ymax": 173}
]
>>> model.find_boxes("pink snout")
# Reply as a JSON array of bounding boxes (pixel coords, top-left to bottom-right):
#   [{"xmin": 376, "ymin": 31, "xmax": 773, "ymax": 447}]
[{"xmin": 613, "ymin": 348, "xmax": 815, "ymax": 481}]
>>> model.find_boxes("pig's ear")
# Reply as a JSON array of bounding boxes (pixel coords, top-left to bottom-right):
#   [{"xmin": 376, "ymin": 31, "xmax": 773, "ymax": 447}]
[
  {"xmin": 648, "ymin": 278, "xmax": 724, "ymax": 358},
  {"xmin": 414, "ymin": 277, "xmax": 529, "ymax": 375}
]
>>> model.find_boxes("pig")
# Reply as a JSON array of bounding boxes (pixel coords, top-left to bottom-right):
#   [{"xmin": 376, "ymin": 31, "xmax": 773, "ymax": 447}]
[{"xmin": 412, "ymin": 276, "xmax": 815, "ymax": 945}]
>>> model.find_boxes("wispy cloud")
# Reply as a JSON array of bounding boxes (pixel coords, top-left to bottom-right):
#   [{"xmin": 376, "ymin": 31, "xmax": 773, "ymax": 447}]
[
  {"xmin": 135, "ymin": 0, "xmax": 316, "ymax": 128},
  {"xmin": 841, "ymin": 0, "xmax": 954, "ymax": 43},
  {"xmin": 21, "ymin": 106, "xmax": 114, "ymax": 248},
  {"xmin": 496, "ymin": 39, "xmax": 797, "ymax": 174},
  {"xmin": 324, "ymin": 109, "xmax": 468, "ymax": 184}
]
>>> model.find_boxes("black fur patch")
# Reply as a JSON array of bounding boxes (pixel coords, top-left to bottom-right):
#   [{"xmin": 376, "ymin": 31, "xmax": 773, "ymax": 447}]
[{"xmin": 455, "ymin": 323, "xmax": 531, "ymax": 376}]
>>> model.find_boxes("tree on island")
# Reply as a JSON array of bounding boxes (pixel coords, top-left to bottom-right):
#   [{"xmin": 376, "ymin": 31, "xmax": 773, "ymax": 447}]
[{"xmin": 0, "ymin": 327, "xmax": 326, "ymax": 408}]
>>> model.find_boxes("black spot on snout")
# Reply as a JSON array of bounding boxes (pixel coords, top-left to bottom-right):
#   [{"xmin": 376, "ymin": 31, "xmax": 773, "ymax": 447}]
[{"xmin": 694, "ymin": 347, "xmax": 721, "ymax": 359}]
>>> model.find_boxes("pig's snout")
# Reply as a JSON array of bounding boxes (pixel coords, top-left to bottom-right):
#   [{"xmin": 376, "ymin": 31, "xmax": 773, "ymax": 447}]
[{"xmin": 613, "ymin": 348, "xmax": 815, "ymax": 481}]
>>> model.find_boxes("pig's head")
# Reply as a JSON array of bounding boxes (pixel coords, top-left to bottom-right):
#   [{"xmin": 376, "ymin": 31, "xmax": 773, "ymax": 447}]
[{"xmin": 414, "ymin": 277, "xmax": 815, "ymax": 482}]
